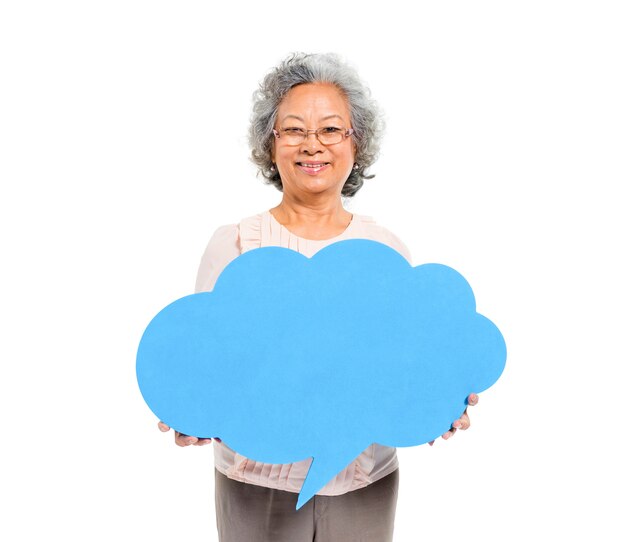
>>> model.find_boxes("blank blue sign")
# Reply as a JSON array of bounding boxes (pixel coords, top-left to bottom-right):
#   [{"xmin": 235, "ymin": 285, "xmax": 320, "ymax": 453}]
[{"xmin": 137, "ymin": 240, "xmax": 506, "ymax": 509}]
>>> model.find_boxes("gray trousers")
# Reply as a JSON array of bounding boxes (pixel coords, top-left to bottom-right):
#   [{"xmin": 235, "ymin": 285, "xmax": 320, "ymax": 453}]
[{"xmin": 215, "ymin": 469, "xmax": 399, "ymax": 542}]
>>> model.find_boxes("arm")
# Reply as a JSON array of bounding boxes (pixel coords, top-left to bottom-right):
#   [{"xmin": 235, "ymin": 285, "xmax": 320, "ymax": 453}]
[
  {"xmin": 158, "ymin": 224, "xmax": 240, "ymax": 447},
  {"xmin": 374, "ymin": 226, "xmax": 480, "ymax": 446}
]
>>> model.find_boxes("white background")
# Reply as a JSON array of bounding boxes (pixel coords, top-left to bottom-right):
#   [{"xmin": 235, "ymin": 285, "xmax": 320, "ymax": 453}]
[{"xmin": 1, "ymin": 1, "xmax": 624, "ymax": 540}]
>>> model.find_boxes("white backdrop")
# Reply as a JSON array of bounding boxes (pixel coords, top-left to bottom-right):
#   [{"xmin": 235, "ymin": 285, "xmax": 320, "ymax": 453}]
[{"xmin": 1, "ymin": 1, "xmax": 624, "ymax": 540}]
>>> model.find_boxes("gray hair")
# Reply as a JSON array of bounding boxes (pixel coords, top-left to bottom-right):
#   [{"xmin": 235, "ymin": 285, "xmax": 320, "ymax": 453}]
[{"xmin": 249, "ymin": 53, "xmax": 383, "ymax": 198}]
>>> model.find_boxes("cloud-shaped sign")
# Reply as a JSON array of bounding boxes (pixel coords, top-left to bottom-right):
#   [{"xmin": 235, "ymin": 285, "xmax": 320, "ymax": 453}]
[{"xmin": 137, "ymin": 240, "xmax": 506, "ymax": 509}]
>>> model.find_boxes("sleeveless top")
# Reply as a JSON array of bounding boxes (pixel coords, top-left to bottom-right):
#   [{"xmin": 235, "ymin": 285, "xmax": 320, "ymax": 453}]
[{"xmin": 194, "ymin": 210, "xmax": 412, "ymax": 495}]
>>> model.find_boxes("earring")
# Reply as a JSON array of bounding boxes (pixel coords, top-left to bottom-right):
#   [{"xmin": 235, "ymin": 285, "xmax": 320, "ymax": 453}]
[
  {"xmin": 270, "ymin": 164, "xmax": 276, "ymax": 172},
  {"xmin": 353, "ymin": 163, "xmax": 360, "ymax": 170}
]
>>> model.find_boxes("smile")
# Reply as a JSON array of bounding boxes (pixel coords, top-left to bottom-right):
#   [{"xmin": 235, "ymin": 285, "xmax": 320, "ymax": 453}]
[{"xmin": 297, "ymin": 162, "xmax": 330, "ymax": 174}]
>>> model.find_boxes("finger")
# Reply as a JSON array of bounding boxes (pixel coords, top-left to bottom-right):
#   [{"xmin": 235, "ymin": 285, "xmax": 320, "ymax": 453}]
[
  {"xmin": 175, "ymin": 431, "xmax": 198, "ymax": 447},
  {"xmin": 467, "ymin": 393, "xmax": 479, "ymax": 407},
  {"xmin": 174, "ymin": 431, "xmax": 188, "ymax": 447},
  {"xmin": 428, "ymin": 440, "xmax": 435, "ymax": 446},
  {"xmin": 442, "ymin": 428, "xmax": 456, "ymax": 440},
  {"xmin": 158, "ymin": 421, "xmax": 170, "ymax": 432},
  {"xmin": 453, "ymin": 412, "xmax": 471, "ymax": 431},
  {"xmin": 195, "ymin": 438, "xmax": 213, "ymax": 446},
  {"xmin": 462, "ymin": 412, "xmax": 471, "ymax": 430}
]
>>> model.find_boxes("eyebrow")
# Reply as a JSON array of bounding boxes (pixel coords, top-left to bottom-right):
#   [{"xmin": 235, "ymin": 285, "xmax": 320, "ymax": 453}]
[{"xmin": 281, "ymin": 114, "xmax": 345, "ymax": 123}]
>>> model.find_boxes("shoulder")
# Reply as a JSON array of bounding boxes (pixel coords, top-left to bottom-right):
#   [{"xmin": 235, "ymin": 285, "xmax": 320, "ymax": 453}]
[
  {"xmin": 194, "ymin": 210, "xmax": 271, "ymax": 292},
  {"xmin": 355, "ymin": 215, "xmax": 412, "ymax": 264},
  {"xmin": 208, "ymin": 223, "xmax": 239, "ymax": 246},
  {"xmin": 194, "ymin": 224, "xmax": 240, "ymax": 293},
  {"xmin": 238, "ymin": 212, "xmax": 265, "ymax": 253}
]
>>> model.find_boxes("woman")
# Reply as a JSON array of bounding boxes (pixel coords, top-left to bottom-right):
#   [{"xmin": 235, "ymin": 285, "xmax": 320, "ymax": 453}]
[{"xmin": 158, "ymin": 52, "xmax": 479, "ymax": 541}]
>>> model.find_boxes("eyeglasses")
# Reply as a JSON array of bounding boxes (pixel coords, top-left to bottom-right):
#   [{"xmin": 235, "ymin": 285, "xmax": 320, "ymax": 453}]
[{"xmin": 272, "ymin": 126, "xmax": 355, "ymax": 146}]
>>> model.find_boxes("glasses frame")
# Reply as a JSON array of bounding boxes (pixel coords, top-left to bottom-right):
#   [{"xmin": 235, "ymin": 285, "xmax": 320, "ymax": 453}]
[{"xmin": 272, "ymin": 127, "xmax": 355, "ymax": 146}]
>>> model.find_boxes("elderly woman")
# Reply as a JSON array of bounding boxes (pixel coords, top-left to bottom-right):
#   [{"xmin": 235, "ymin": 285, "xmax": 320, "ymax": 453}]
[{"xmin": 158, "ymin": 52, "xmax": 478, "ymax": 542}]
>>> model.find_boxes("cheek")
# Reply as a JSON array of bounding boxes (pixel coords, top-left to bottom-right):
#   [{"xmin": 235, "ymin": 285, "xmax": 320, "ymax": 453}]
[
  {"xmin": 274, "ymin": 148, "xmax": 290, "ymax": 167},
  {"xmin": 340, "ymin": 139, "xmax": 356, "ymax": 163},
  {"xmin": 343, "ymin": 144, "xmax": 357, "ymax": 165}
]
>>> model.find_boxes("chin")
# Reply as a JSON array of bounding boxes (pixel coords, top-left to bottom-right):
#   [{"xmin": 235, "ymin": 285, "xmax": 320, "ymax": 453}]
[
  {"xmin": 301, "ymin": 175, "xmax": 348, "ymax": 193},
  {"xmin": 302, "ymin": 182, "xmax": 341, "ymax": 195}
]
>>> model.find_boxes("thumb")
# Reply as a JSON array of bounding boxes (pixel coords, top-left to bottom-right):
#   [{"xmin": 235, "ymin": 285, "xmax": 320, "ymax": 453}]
[{"xmin": 157, "ymin": 421, "xmax": 171, "ymax": 432}]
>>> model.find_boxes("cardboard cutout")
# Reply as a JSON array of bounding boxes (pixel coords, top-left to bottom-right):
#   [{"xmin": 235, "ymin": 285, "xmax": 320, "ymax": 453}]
[{"xmin": 137, "ymin": 240, "xmax": 506, "ymax": 509}]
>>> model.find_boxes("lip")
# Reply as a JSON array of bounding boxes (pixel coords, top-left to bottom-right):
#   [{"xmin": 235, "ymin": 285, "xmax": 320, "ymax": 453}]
[{"xmin": 296, "ymin": 161, "xmax": 330, "ymax": 175}]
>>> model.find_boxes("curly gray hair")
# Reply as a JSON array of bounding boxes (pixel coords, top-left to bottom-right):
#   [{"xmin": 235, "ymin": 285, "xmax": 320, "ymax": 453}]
[{"xmin": 249, "ymin": 53, "xmax": 383, "ymax": 198}]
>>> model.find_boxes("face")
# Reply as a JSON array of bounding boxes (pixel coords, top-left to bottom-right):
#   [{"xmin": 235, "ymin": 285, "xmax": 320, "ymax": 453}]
[{"xmin": 272, "ymin": 83, "xmax": 356, "ymax": 198}]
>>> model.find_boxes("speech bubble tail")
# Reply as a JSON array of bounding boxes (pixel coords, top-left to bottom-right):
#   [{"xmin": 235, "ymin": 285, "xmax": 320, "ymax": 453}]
[
  {"xmin": 296, "ymin": 454, "xmax": 356, "ymax": 510},
  {"xmin": 295, "ymin": 492, "xmax": 312, "ymax": 511}
]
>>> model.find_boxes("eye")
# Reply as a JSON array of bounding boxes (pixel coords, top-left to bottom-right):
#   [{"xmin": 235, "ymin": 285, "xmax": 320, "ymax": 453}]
[
  {"xmin": 320, "ymin": 126, "xmax": 342, "ymax": 134},
  {"xmin": 283, "ymin": 127, "xmax": 306, "ymax": 135}
]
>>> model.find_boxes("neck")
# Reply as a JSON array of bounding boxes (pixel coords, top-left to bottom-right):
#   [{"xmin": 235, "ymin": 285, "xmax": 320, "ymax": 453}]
[{"xmin": 270, "ymin": 192, "xmax": 352, "ymax": 240}]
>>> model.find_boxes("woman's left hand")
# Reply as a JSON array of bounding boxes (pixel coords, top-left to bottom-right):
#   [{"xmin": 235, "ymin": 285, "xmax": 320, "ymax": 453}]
[{"xmin": 429, "ymin": 393, "xmax": 479, "ymax": 446}]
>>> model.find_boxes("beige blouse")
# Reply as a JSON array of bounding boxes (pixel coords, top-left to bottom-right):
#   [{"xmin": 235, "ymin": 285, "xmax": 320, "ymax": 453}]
[{"xmin": 195, "ymin": 210, "xmax": 412, "ymax": 496}]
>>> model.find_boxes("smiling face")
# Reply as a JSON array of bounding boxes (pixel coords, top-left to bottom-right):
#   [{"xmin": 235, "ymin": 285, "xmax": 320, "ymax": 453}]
[{"xmin": 272, "ymin": 83, "xmax": 356, "ymax": 198}]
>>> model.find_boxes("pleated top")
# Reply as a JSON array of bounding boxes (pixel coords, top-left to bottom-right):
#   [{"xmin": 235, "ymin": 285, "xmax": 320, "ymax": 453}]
[{"xmin": 195, "ymin": 210, "xmax": 411, "ymax": 496}]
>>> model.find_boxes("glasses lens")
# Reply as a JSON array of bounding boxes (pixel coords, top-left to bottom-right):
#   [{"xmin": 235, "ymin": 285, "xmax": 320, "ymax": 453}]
[
  {"xmin": 318, "ymin": 128, "xmax": 343, "ymax": 145},
  {"xmin": 282, "ymin": 128, "xmax": 306, "ymax": 145}
]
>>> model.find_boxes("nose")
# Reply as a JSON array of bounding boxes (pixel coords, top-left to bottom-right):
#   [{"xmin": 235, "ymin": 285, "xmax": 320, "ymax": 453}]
[{"xmin": 301, "ymin": 130, "xmax": 324, "ymax": 153}]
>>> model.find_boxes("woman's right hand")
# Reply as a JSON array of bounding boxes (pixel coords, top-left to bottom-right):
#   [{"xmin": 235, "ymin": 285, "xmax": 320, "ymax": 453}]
[{"xmin": 157, "ymin": 421, "xmax": 219, "ymax": 447}]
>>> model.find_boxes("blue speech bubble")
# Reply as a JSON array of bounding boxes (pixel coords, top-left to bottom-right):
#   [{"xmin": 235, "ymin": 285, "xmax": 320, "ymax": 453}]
[{"xmin": 137, "ymin": 240, "xmax": 506, "ymax": 509}]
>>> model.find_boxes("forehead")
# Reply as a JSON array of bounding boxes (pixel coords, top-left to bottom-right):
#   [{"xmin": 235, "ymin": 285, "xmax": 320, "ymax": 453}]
[{"xmin": 277, "ymin": 83, "xmax": 350, "ymax": 121}]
